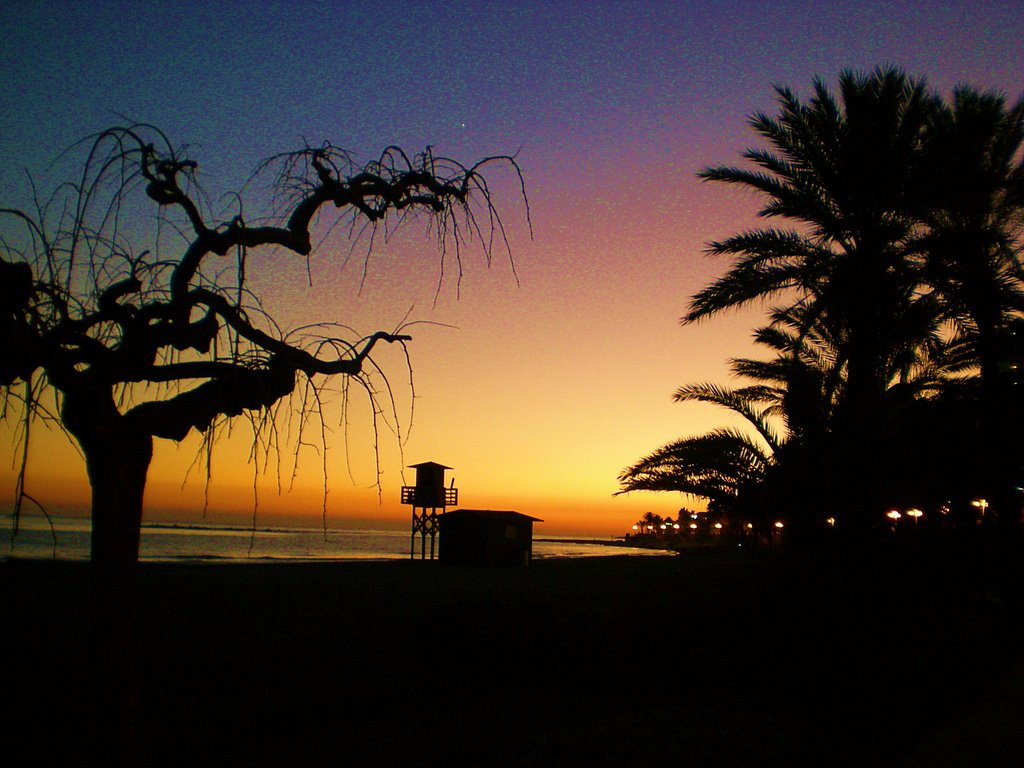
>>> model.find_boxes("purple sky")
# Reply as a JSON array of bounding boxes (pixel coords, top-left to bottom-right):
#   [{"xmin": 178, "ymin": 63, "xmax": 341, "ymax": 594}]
[{"xmin": 1, "ymin": 1, "xmax": 1022, "ymax": 534}]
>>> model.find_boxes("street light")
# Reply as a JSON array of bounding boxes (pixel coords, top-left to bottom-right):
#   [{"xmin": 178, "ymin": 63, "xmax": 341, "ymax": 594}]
[
  {"xmin": 906, "ymin": 509, "xmax": 923, "ymax": 525},
  {"xmin": 886, "ymin": 510, "xmax": 901, "ymax": 531}
]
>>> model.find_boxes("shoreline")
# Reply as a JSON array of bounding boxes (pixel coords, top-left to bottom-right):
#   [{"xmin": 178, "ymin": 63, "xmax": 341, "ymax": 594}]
[{"xmin": 3, "ymin": 522, "xmax": 651, "ymax": 563}]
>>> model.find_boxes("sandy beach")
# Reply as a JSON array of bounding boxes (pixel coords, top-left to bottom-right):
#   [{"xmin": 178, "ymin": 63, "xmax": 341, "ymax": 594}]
[{"xmin": 5, "ymin": 546, "xmax": 1022, "ymax": 766}]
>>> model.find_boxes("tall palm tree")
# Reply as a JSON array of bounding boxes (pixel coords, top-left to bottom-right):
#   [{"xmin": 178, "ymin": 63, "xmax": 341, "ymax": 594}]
[
  {"xmin": 916, "ymin": 87, "xmax": 1024, "ymax": 524},
  {"xmin": 918, "ymin": 87, "xmax": 1024, "ymax": 380},
  {"xmin": 685, "ymin": 67, "xmax": 941, "ymax": 528}
]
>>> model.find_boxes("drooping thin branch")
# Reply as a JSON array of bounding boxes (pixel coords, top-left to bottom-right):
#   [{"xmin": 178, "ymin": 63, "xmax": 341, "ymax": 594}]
[{"xmin": 1, "ymin": 125, "xmax": 528, "ymax": 569}]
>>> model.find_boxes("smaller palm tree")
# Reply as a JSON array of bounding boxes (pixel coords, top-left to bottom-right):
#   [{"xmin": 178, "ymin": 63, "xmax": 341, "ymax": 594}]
[
  {"xmin": 632, "ymin": 511, "xmax": 665, "ymax": 535},
  {"xmin": 618, "ymin": 380, "xmax": 782, "ymax": 522}
]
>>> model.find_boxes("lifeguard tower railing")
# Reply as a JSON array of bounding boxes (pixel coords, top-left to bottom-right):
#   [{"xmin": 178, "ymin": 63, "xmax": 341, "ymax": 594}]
[{"xmin": 401, "ymin": 486, "xmax": 459, "ymax": 506}]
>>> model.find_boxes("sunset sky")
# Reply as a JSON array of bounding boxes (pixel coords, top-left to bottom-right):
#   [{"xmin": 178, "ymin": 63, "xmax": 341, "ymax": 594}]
[{"xmin": 1, "ymin": 1, "xmax": 1022, "ymax": 536}]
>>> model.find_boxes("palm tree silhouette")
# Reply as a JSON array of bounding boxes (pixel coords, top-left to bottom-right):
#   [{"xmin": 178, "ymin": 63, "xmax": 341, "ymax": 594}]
[
  {"xmin": 916, "ymin": 87, "xmax": 1024, "ymax": 525},
  {"xmin": 623, "ymin": 68, "xmax": 1023, "ymax": 541},
  {"xmin": 684, "ymin": 67, "xmax": 940, "ymax": 530},
  {"xmin": 617, "ymin": 363, "xmax": 784, "ymax": 523}
]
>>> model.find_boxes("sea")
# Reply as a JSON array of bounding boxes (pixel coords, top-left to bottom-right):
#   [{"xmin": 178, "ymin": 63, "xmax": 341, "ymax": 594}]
[{"xmin": 1, "ymin": 515, "xmax": 666, "ymax": 562}]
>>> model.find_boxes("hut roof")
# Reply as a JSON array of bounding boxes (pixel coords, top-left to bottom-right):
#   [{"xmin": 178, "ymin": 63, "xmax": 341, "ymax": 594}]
[{"xmin": 445, "ymin": 509, "xmax": 544, "ymax": 523}]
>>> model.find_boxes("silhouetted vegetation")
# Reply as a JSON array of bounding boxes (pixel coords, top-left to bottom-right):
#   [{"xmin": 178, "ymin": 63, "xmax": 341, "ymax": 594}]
[
  {"xmin": 0, "ymin": 125, "xmax": 525, "ymax": 761},
  {"xmin": 621, "ymin": 67, "xmax": 1024, "ymax": 555},
  {"xmin": 1, "ymin": 127, "xmax": 526, "ymax": 572}
]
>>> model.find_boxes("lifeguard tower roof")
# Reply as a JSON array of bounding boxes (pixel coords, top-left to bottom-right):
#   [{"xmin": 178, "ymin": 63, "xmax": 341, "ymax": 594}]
[{"xmin": 408, "ymin": 461, "xmax": 452, "ymax": 470}]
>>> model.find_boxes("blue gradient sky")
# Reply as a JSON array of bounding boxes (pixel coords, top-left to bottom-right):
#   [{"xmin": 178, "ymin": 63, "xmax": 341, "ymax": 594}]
[{"xmin": 1, "ymin": 1, "xmax": 1022, "ymax": 534}]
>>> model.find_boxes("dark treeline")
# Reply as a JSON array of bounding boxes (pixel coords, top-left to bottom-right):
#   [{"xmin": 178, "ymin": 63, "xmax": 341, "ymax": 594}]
[{"xmin": 620, "ymin": 67, "xmax": 1024, "ymax": 557}]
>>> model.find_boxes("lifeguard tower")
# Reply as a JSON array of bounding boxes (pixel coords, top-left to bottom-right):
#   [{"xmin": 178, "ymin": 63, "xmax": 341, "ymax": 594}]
[{"xmin": 402, "ymin": 461, "xmax": 458, "ymax": 559}]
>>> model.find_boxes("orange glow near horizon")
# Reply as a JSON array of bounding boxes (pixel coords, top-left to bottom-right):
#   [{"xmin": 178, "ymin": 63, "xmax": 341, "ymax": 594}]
[{"xmin": 0, "ymin": 182, "xmax": 764, "ymax": 539}]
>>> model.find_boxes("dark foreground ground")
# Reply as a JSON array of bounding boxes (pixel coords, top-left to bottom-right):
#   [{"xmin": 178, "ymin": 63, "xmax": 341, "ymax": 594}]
[{"xmin": 4, "ymin": 543, "xmax": 1024, "ymax": 767}]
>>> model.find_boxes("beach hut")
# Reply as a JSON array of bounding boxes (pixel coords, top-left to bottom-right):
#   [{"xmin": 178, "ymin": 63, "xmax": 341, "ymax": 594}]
[{"xmin": 438, "ymin": 509, "xmax": 543, "ymax": 566}]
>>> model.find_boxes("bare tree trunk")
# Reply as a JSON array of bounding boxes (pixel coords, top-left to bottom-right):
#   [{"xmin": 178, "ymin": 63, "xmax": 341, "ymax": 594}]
[
  {"xmin": 86, "ymin": 435, "xmax": 152, "ymax": 767},
  {"xmin": 87, "ymin": 435, "xmax": 151, "ymax": 569},
  {"xmin": 64, "ymin": 388, "xmax": 153, "ymax": 766},
  {"xmin": 89, "ymin": 442, "xmax": 151, "ymax": 765}
]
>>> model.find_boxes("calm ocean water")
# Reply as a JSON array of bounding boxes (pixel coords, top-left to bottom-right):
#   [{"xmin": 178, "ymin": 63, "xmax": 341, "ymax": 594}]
[{"xmin": 1, "ymin": 515, "xmax": 664, "ymax": 562}]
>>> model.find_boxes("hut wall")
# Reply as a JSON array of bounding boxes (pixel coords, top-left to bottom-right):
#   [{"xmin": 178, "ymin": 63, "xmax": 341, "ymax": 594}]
[{"xmin": 439, "ymin": 511, "xmax": 536, "ymax": 566}]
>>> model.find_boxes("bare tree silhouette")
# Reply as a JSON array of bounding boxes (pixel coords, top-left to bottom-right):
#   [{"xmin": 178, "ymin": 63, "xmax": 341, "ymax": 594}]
[{"xmin": 0, "ymin": 125, "xmax": 527, "ymax": 761}]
